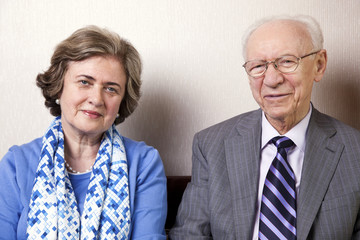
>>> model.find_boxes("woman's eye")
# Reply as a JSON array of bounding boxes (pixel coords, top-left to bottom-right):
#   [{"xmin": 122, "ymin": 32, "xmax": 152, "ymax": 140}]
[
  {"xmin": 80, "ymin": 80, "xmax": 89, "ymax": 85},
  {"xmin": 106, "ymin": 87, "xmax": 118, "ymax": 93}
]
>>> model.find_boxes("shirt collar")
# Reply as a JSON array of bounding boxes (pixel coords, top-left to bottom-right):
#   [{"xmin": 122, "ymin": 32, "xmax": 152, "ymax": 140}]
[{"xmin": 261, "ymin": 105, "xmax": 312, "ymax": 152}]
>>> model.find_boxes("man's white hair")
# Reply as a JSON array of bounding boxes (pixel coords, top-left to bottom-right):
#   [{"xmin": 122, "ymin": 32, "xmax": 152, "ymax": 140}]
[{"xmin": 242, "ymin": 15, "xmax": 324, "ymax": 60}]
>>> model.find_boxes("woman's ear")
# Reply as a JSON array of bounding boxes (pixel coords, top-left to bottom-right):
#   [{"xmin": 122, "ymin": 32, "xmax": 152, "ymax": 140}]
[{"xmin": 314, "ymin": 49, "xmax": 327, "ymax": 82}]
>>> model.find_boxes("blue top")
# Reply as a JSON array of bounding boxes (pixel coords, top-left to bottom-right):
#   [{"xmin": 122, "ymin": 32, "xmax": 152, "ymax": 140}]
[{"xmin": 0, "ymin": 136, "xmax": 167, "ymax": 240}]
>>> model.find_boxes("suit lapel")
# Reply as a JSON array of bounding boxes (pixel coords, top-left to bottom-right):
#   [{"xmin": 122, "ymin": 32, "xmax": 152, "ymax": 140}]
[
  {"xmin": 224, "ymin": 110, "xmax": 262, "ymax": 239},
  {"xmin": 297, "ymin": 109, "xmax": 344, "ymax": 239}
]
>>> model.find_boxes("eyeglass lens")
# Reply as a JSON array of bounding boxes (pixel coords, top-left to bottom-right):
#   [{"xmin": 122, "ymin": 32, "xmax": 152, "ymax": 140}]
[{"xmin": 245, "ymin": 55, "xmax": 299, "ymax": 77}]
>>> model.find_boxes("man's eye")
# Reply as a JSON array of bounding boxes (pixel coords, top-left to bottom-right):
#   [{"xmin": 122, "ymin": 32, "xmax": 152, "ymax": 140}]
[
  {"xmin": 278, "ymin": 58, "xmax": 297, "ymax": 67},
  {"xmin": 249, "ymin": 63, "xmax": 265, "ymax": 72},
  {"xmin": 254, "ymin": 64, "xmax": 265, "ymax": 69},
  {"xmin": 281, "ymin": 60, "xmax": 295, "ymax": 64}
]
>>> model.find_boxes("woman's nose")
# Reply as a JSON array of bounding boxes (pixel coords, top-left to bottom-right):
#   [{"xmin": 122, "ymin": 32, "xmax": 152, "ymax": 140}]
[{"xmin": 88, "ymin": 87, "xmax": 104, "ymax": 106}]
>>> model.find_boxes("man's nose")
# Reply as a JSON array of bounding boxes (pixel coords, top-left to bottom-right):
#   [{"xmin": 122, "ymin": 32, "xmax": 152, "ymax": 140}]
[{"xmin": 263, "ymin": 62, "xmax": 284, "ymax": 87}]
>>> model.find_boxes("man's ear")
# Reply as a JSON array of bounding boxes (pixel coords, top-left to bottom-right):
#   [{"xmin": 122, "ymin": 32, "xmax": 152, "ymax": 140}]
[{"xmin": 314, "ymin": 49, "xmax": 327, "ymax": 82}]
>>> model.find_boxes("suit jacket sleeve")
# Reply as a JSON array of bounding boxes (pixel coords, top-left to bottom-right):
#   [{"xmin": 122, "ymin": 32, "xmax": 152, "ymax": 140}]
[{"xmin": 169, "ymin": 133, "xmax": 213, "ymax": 240}]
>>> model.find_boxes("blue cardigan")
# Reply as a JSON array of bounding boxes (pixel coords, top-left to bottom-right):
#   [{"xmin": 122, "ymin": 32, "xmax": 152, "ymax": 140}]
[{"xmin": 0, "ymin": 136, "xmax": 167, "ymax": 240}]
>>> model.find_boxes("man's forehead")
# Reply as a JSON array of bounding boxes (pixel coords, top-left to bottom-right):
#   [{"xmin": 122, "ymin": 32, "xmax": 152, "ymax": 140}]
[{"xmin": 246, "ymin": 20, "xmax": 312, "ymax": 58}]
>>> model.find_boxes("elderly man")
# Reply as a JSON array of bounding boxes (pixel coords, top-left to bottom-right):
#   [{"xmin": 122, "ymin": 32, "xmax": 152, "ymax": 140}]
[{"xmin": 169, "ymin": 15, "xmax": 360, "ymax": 239}]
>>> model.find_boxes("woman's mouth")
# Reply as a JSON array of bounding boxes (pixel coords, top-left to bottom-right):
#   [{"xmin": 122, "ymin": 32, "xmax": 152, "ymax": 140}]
[{"xmin": 82, "ymin": 110, "xmax": 102, "ymax": 119}]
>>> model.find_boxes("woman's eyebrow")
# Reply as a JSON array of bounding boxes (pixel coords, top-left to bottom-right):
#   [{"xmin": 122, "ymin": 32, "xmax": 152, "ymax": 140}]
[
  {"xmin": 76, "ymin": 74, "xmax": 95, "ymax": 80},
  {"xmin": 105, "ymin": 82, "xmax": 122, "ymax": 90},
  {"xmin": 76, "ymin": 75, "xmax": 121, "ymax": 89}
]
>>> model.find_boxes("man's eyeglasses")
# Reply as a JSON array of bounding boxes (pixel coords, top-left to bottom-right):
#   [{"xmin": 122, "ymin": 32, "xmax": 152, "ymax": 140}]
[{"xmin": 242, "ymin": 51, "xmax": 320, "ymax": 77}]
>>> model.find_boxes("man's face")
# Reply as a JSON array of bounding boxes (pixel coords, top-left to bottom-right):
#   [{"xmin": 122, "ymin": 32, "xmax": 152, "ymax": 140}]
[{"xmin": 245, "ymin": 20, "xmax": 326, "ymax": 130}]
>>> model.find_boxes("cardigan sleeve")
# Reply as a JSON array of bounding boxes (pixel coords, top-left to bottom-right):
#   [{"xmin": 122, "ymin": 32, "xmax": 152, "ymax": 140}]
[
  {"xmin": 0, "ymin": 138, "xmax": 41, "ymax": 240},
  {"xmin": 126, "ymin": 140, "xmax": 167, "ymax": 240},
  {"xmin": 0, "ymin": 148, "xmax": 23, "ymax": 240}
]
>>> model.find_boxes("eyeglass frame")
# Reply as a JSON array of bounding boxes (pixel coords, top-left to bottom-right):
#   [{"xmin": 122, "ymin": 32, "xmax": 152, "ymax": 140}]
[{"xmin": 242, "ymin": 50, "xmax": 320, "ymax": 77}]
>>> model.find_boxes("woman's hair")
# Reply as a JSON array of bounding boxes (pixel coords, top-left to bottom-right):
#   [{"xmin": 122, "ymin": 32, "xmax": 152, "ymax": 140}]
[
  {"xmin": 37, "ymin": 25, "xmax": 142, "ymax": 124},
  {"xmin": 242, "ymin": 15, "xmax": 324, "ymax": 59}
]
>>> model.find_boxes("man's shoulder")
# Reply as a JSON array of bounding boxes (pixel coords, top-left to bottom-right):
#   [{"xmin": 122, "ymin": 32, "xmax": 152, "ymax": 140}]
[
  {"xmin": 311, "ymin": 109, "xmax": 360, "ymax": 138},
  {"xmin": 196, "ymin": 109, "xmax": 261, "ymax": 140}
]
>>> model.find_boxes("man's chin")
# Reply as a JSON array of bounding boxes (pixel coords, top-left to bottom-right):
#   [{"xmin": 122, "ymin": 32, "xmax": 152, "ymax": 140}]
[{"xmin": 263, "ymin": 108, "xmax": 292, "ymax": 122}]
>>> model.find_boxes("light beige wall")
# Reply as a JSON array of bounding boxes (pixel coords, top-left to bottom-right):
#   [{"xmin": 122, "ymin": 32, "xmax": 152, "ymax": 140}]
[{"xmin": 1, "ymin": 0, "xmax": 359, "ymax": 176}]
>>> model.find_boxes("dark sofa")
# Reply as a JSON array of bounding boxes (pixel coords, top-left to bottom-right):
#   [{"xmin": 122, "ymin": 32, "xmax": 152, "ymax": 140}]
[{"xmin": 165, "ymin": 176, "xmax": 191, "ymax": 234}]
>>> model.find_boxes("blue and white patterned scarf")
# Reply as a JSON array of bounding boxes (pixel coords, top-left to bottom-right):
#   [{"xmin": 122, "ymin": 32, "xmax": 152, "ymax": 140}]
[{"xmin": 27, "ymin": 117, "xmax": 131, "ymax": 239}]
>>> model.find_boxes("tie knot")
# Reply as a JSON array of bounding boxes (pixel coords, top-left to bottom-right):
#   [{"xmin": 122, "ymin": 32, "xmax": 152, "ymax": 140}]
[{"xmin": 271, "ymin": 136, "xmax": 294, "ymax": 150}]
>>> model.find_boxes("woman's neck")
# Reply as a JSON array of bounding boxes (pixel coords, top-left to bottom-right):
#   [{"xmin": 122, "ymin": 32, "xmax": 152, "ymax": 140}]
[{"xmin": 63, "ymin": 132, "xmax": 102, "ymax": 173}]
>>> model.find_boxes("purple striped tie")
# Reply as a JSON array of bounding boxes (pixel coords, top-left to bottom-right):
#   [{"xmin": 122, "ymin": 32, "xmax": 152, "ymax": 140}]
[{"xmin": 259, "ymin": 136, "xmax": 296, "ymax": 240}]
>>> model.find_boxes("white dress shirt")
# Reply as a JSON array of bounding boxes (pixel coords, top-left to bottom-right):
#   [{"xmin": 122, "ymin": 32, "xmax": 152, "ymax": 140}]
[{"xmin": 252, "ymin": 106, "xmax": 312, "ymax": 240}]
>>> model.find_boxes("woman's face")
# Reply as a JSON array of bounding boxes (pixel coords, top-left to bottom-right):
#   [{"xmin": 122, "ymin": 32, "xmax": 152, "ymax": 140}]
[{"xmin": 59, "ymin": 56, "xmax": 126, "ymax": 140}]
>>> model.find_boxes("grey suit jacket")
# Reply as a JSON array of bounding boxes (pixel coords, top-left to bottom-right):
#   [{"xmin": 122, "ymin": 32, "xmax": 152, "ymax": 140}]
[{"xmin": 169, "ymin": 108, "xmax": 360, "ymax": 240}]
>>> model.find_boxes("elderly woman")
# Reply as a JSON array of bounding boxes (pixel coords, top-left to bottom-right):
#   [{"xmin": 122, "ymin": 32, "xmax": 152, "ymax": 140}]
[{"xmin": 0, "ymin": 26, "xmax": 167, "ymax": 239}]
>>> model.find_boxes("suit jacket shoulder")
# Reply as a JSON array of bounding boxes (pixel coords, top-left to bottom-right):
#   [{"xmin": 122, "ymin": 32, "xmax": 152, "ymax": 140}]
[
  {"xmin": 196, "ymin": 109, "xmax": 262, "ymax": 147},
  {"xmin": 310, "ymin": 108, "xmax": 360, "ymax": 136},
  {"xmin": 171, "ymin": 109, "xmax": 263, "ymax": 239},
  {"xmin": 298, "ymin": 108, "xmax": 360, "ymax": 239}
]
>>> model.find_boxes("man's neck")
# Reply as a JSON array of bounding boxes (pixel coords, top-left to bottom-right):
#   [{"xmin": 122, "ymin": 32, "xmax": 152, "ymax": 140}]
[{"xmin": 265, "ymin": 105, "xmax": 312, "ymax": 135}]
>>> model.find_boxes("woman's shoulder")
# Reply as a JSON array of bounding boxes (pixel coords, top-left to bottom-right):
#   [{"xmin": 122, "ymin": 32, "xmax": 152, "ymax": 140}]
[
  {"xmin": 121, "ymin": 136, "xmax": 163, "ymax": 173},
  {"xmin": 0, "ymin": 138, "xmax": 42, "ymax": 202},
  {"xmin": 121, "ymin": 136, "xmax": 159, "ymax": 157},
  {"xmin": 6, "ymin": 137, "xmax": 42, "ymax": 157},
  {"xmin": 9, "ymin": 137, "xmax": 42, "ymax": 151},
  {"xmin": 1, "ymin": 137, "xmax": 42, "ymax": 169}
]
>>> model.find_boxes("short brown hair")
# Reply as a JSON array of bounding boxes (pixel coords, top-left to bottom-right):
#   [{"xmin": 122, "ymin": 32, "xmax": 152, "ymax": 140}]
[{"xmin": 37, "ymin": 25, "xmax": 142, "ymax": 124}]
